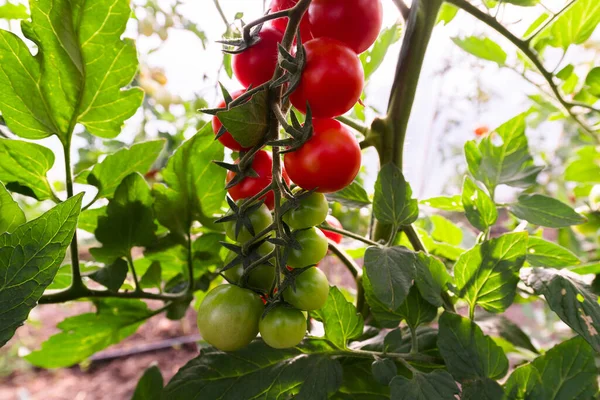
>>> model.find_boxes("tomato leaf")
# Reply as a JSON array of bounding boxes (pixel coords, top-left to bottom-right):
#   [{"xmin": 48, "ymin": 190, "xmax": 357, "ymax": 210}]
[
  {"xmin": 462, "ymin": 176, "xmax": 497, "ymax": 231},
  {"xmin": 0, "ymin": 182, "xmax": 25, "ymax": 234},
  {"xmin": 476, "ymin": 312, "xmax": 539, "ymax": 354},
  {"xmin": 335, "ymin": 359, "xmax": 390, "ymax": 399},
  {"xmin": 371, "ymin": 358, "xmax": 397, "ymax": 386},
  {"xmin": 394, "ymin": 286, "xmax": 438, "ymax": 330},
  {"xmin": 162, "ymin": 339, "xmax": 343, "ymax": 400},
  {"xmin": 91, "ymin": 173, "xmax": 156, "ymax": 263},
  {"xmin": 420, "ymin": 195, "xmax": 464, "ymax": 212},
  {"xmin": 326, "ymin": 181, "xmax": 371, "ymax": 208},
  {"xmin": 360, "ymin": 24, "xmax": 403, "ymax": 81},
  {"xmin": 313, "ymin": 287, "xmax": 364, "ymax": 350},
  {"xmin": 455, "ymin": 232, "xmax": 528, "ymax": 314},
  {"xmin": 0, "ymin": 139, "xmax": 56, "ymax": 201},
  {"xmin": 88, "ymin": 258, "xmax": 129, "ymax": 292},
  {"xmin": 565, "ymin": 146, "xmax": 600, "ymax": 184},
  {"xmin": 78, "ymin": 206, "xmax": 107, "ymax": 234},
  {"xmin": 521, "ymin": 267, "xmax": 600, "ymax": 353},
  {"xmin": 534, "ymin": 0, "xmax": 600, "ymax": 50},
  {"xmin": 461, "ymin": 378, "xmax": 504, "ymax": 400},
  {"xmin": 465, "ymin": 114, "xmax": 543, "ymax": 193},
  {"xmin": 76, "ymin": 140, "xmax": 165, "ymax": 200},
  {"xmin": 438, "ymin": 312, "xmax": 509, "ymax": 382},
  {"xmin": 437, "ymin": 4, "xmax": 459, "ymax": 26},
  {"xmin": 414, "ymin": 253, "xmax": 451, "ymax": 307},
  {"xmin": 373, "ymin": 163, "xmax": 418, "ymax": 227},
  {"xmin": 527, "ymin": 237, "xmax": 580, "ymax": 267},
  {"xmin": 0, "ymin": 194, "xmax": 83, "ymax": 347},
  {"xmin": 0, "ymin": 3, "xmax": 28, "ymax": 20},
  {"xmin": 429, "ymin": 215, "xmax": 463, "ymax": 246},
  {"xmin": 0, "ymin": 0, "xmax": 143, "ymax": 140},
  {"xmin": 509, "ymin": 194, "xmax": 586, "ymax": 228},
  {"xmin": 216, "ymin": 90, "xmax": 269, "ymax": 148},
  {"xmin": 364, "ymin": 246, "xmax": 416, "ymax": 310},
  {"xmin": 451, "ymin": 36, "xmax": 507, "ymax": 66},
  {"xmin": 504, "ymin": 337, "xmax": 598, "ymax": 400},
  {"xmin": 132, "ymin": 365, "xmax": 164, "ymax": 400},
  {"xmin": 584, "ymin": 67, "xmax": 600, "ymax": 97},
  {"xmin": 390, "ymin": 370, "xmax": 460, "ymax": 400},
  {"xmin": 26, "ymin": 299, "xmax": 152, "ymax": 368}
]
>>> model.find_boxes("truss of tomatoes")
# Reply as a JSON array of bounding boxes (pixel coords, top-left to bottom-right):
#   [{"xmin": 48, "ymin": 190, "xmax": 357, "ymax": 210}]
[{"xmin": 199, "ymin": 0, "xmax": 382, "ymax": 353}]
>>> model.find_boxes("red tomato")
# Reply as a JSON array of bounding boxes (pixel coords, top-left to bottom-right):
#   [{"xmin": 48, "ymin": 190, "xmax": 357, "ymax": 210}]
[
  {"xmin": 321, "ymin": 215, "xmax": 343, "ymax": 244},
  {"xmin": 284, "ymin": 119, "xmax": 361, "ymax": 193},
  {"xmin": 290, "ymin": 38, "xmax": 364, "ymax": 119},
  {"xmin": 212, "ymin": 90, "xmax": 250, "ymax": 151},
  {"xmin": 233, "ymin": 27, "xmax": 283, "ymax": 88},
  {"xmin": 308, "ymin": 0, "xmax": 383, "ymax": 54},
  {"xmin": 474, "ymin": 125, "xmax": 489, "ymax": 137},
  {"xmin": 270, "ymin": 0, "xmax": 313, "ymax": 41},
  {"xmin": 226, "ymin": 150, "xmax": 291, "ymax": 209}
]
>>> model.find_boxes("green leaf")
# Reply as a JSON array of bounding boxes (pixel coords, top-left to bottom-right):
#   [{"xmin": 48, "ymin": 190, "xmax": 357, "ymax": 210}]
[
  {"xmin": 88, "ymin": 258, "xmax": 128, "ymax": 292},
  {"xmin": 0, "ymin": 0, "xmax": 143, "ymax": 140},
  {"xmin": 414, "ymin": 253, "xmax": 451, "ymax": 307},
  {"xmin": 0, "ymin": 3, "xmax": 29, "ymax": 20},
  {"xmin": 436, "ymin": 3, "xmax": 459, "ymax": 25},
  {"xmin": 461, "ymin": 378, "xmax": 504, "ymax": 400},
  {"xmin": 362, "ymin": 273, "xmax": 404, "ymax": 328},
  {"xmin": 504, "ymin": 337, "xmax": 598, "ymax": 400},
  {"xmin": 333, "ymin": 359, "xmax": 389, "ymax": 399},
  {"xmin": 584, "ymin": 67, "xmax": 600, "ymax": 96},
  {"xmin": 509, "ymin": 194, "xmax": 586, "ymax": 228},
  {"xmin": 503, "ymin": 0, "xmax": 539, "ymax": 6},
  {"xmin": 565, "ymin": 146, "xmax": 600, "ymax": 184},
  {"xmin": 373, "ymin": 164, "xmax": 418, "ymax": 227},
  {"xmin": 462, "ymin": 176, "xmax": 497, "ymax": 231},
  {"xmin": 216, "ymin": 90, "xmax": 268, "ymax": 148},
  {"xmin": 313, "ymin": 287, "xmax": 364, "ymax": 349},
  {"xmin": 0, "ymin": 182, "xmax": 25, "ymax": 234},
  {"xmin": 476, "ymin": 312, "xmax": 538, "ymax": 354},
  {"xmin": 429, "ymin": 215, "xmax": 462, "ymax": 246},
  {"xmin": 222, "ymin": 53, "xmax": 233, "ymax": 79},
  {"xmin": 0, "ymin": 194, "xmax": 83, "ymax": 347},
  {"xmin": 78, "ymin": 206, "xmax": 106, "ymax": 233},
  {"xmin": 527, "ymin": 237, "xmax": 580, "ymax": 267},
  {"xmin": 326, "ymin": 181, "xmax": 371, "ymax": 208},
  {"xmin": 391, "ymin": 370, "xmax": 459, "ymax": 400},
  {"xmin": 76, "ymin": 140, "xmax": 165, "ymax": 199},
  {"xmin": 556, "ymin": 64, "xmax": 575, "ymax": 80},
  {"xmin": 162, "ymin": 339, "xmax": 343, "ymax": 400},
  {"xmin": 360, "ymin": 24, "xmax": 402, "ymax": 81},
  {"xmin": 537, "ymin": 0, "xmax": 600, "ymax": 50},
  {"xmin": 420, "ymin": 195, "xmax": 464, "ymax": 212},
  {"xmin": 371, "ymin": 358, "xmax": 397, "ymax": 386},
  {"xmin": 455, "ymin": 232, "xmax": 528, "ymax": 314},
  {"xmin": 395, "ymin": 286, "xmax": 438, "ymax": 330},
  {"xmin": 153, "ymin": 124, "xmax": 226, "ymax": 236},
  {"xmin": 0, "ymin": 139, "xmax": 55, "ymax": 201},
  {"xmin": 438, "ymin": 312, "xmax": 508, "ymax": 382},
  {"xmin": 132, "ymin": 365, "xmax": 164, "ymax": 400},
  {"xmin": 465, "ymin": 114, "xmax": 542, "ymax": 193},
  {"xmin": 91, "ymin": 173, "xmax": 156, "ymax": 262},
  {"xmin": 570, "ymin": 262, "xmax": 600, "ymax": 274},
  {"xmin": 521, "ymin": 267, "xmax": 600, "ymax": 352},
  {"xmin": 26, "ymin": 299, "xmax": 152, "ymax": 368},
  {"xmin": 451, "ymin": 36, "xmax": 507, "ymax": 65},
  {"xmin": 139, "ymin": 261, "xmax": 162, "ymax": 290},
  {"xmin": 364, "ymin": 246, "xmax": 416, "ymax": 310}
]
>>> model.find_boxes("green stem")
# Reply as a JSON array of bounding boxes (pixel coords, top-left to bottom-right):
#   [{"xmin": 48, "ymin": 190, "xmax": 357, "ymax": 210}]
[
  {"xmin": 319, "ymin": 224, "xmax": 381, "ymax": 247},
  {"xmin": 39, "ymin": 287, "xmax": 188, "ymax": 304},
  {"xmin": 126, "ymin": 253, "xmax": 141, "ymax": 292},
  {"xmin": 409, "ymin": 326, "xmax": 418, "ymax": 354},
  {"xmin": 335, "ymin": 115, "xmax": 369, "ymax": 136},
  {"xmin": 327, "ymin": 242, "xmax": 361, "ymax": 279},
  {"xmin": 187, "ymin": 231, "xmax": 194, "ymax": 294}
]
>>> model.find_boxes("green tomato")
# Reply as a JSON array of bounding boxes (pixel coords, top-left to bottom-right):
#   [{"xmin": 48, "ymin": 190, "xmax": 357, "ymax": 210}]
[
  {"xmin": 259, "ymin": 306, "xmax": 306, "ymax": 349},
  {"xmin": 572, "ymin": 209, "xmax": 600, "ymax": 237},
  {"xmin": 283, "ymin": 267, "xmax": 330, "ymax": 311},
  {"xmin": 287, "ymin": 227, "xmax": 329, "ymax": 269},
  {"xmin": 223, "ymin": 243, "xmax": 276, "ymax": 292},
  {"xmin": 283, "ymin": 190, "xmax": 329, "ymax": 230},
  {"xmin": 197, "ymin": 285, "xmax": 264, "ymax": 352},
  {"xmin": 224, "ymin": 203, "xmax": 273, "ymax": 243}
]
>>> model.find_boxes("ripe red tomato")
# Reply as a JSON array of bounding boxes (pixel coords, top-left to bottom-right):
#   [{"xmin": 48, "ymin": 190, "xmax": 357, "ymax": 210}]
[
  {"xmin": 474, "ymin": 125, "xmax": 489, "ymax": 137},
  {"xmin": 270, "ymin": 0, "xmax": 312, "ymax": 41},
  {"xmin": 227, "ymin": 150, "xmax": 291, "ymax": 209},
  {"xmin": 290, "ymin": 38, "xmax": 364, "ymax": 119},
  {"xmin": 212, "ymin": 90, "xmax": 250, "ymax": 151},
  {"xmin": 284, "ymin": 119, "xmax": 361, "ymax": 193},
  {"xmin": 308, "ymin": 0, "xmax": 383, "ymax": 54},
  {"xmin": 320, "ymin": 215, "xmax": 343, "ymax": 244},
  {"xmin": 233, "ymin": 27, "xmax": 283, "ymax": 88}
]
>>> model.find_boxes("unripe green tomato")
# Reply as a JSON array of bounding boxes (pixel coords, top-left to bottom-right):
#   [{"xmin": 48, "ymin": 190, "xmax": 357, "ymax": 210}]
[
  {"xmin": 225, "ymin": 203, "xmax": 273, "ymax": 243},
  {"xmin": 259, "ymin": 306, "xmax": 306, "ymax": 349},
  {"xmin": 223, "ymin": 243, "xmax": 276, "ymax": 292},
  {"xmin": 287, "ymin": 227, "xmax": 329, "ymax": 269},
  {"xmin": 590, "ymin": 185, "xmax": 600, "ymax": 210},
  {"xmin": 284, "ymin": 267, "xmax": 330, "ymax": 311},
  {"xmin": 572, "ymin": 208, "xmax": 600, "ymax": 237},
  {"xmin": 283, "ymin": 190, "xmax": 329, "ymax": 230},
  {"xmin": 197, "ymin": 285, "xmax": 264, "ymax": 352}
]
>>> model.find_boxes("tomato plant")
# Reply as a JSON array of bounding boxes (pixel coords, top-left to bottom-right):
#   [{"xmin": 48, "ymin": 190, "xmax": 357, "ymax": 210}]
[{"xmin": 1, "ymin": 0, "xmax": 600, "ymax": 399}]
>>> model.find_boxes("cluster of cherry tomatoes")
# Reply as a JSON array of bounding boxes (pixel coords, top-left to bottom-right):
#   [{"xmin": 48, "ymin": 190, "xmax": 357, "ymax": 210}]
[{"xmin": 198, "ymin": 0, "xmax": 382, "ymax": 352}]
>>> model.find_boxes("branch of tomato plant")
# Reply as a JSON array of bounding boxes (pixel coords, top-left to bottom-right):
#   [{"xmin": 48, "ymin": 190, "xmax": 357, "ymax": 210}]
[
  {"xmin": 335, "ymin": 115, "xmax": 369, "ymax": 136},
  {"xmin": 390, "ymin": 0, "xmax": 410, "ymax": 21},
  {"xmin": 319, "ymin": 224, "xmax": 382, "ymax": 247},
  {"xmin": 522, "ymin": 0, "xmax": 576, "ymax": 43},
  {"xmin": 445, "ymin": 0, "xmax": 599, "ymax": 143}
]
